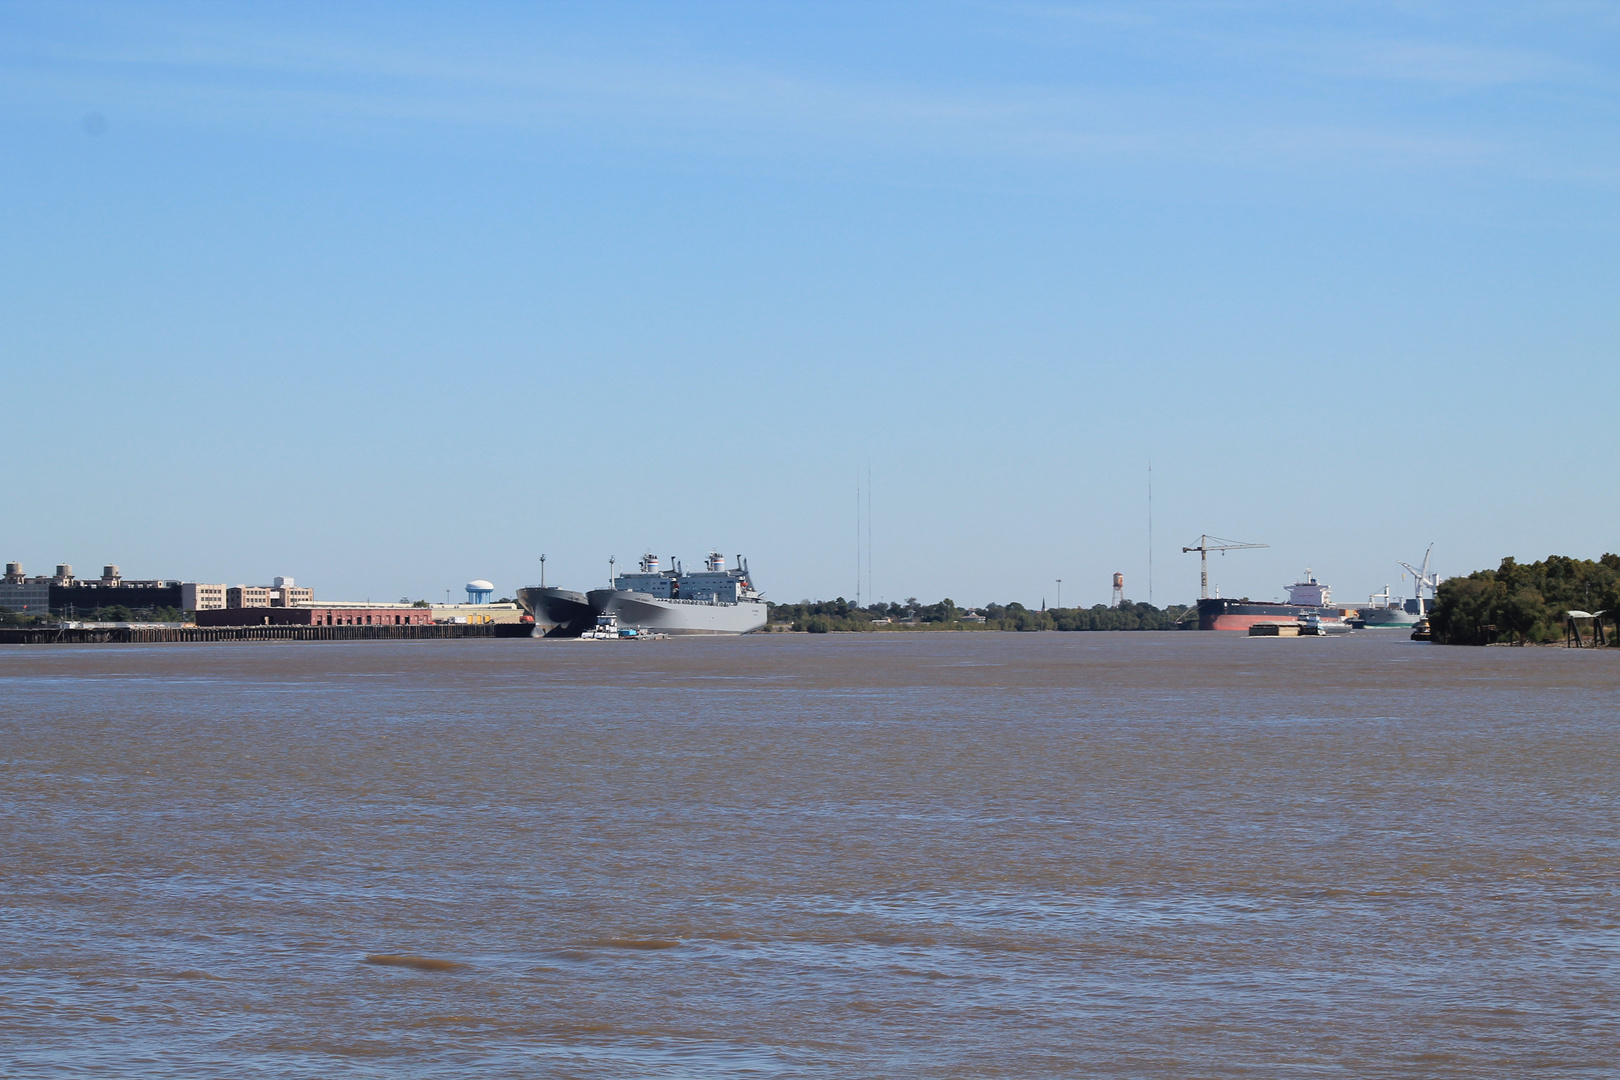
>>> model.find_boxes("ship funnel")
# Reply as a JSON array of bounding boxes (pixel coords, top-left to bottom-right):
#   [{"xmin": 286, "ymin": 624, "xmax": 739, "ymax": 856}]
[
  {"xmin": 640, "ymin": 553, "xmax": 659, "ymax": 573},
  {"xmin": 706, "ymin": 552, "xmax": 725, "ymax": 572}
]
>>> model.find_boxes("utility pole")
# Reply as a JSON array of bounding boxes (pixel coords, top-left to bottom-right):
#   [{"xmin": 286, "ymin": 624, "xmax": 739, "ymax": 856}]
[
  {"xmin": 539, "ymin": 554, "xmax": 546, "ymax": 588},
  {"xmin": 1056, "ymin": 579, "xmax": 1062, "ymax": 609},
  {"xmin": 1181, "ymin": 535, "xmax": 1269, "ymax": 599}
]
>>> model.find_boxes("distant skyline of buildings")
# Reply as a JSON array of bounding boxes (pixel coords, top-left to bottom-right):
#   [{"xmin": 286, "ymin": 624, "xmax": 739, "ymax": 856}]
[{"xmin": 1, "ymin": 559, "xmax": 512, "ymax": 621}]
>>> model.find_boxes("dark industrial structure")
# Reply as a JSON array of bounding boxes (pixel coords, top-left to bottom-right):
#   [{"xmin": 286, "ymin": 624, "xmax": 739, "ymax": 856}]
[{"xmin": 1, "ymin": 563, "xmax": 184, "ymax": 617}]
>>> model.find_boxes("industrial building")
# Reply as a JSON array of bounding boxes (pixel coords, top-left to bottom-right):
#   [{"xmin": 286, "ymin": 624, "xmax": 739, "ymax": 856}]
[
  {"xmin": 195, "ymin": 605, "xmax": 435, "ymax": 627},
  {"xmin": 1, "ymin": 563, "xmax": 185, "ymax": 617},
  {"xmin": 1, "ymin": 561, "xmax": 315, "ymax": 617},
  {"xmin": 182, "ymin": 583, "xmax": 227, "ymax": 610},
  {"xmin": 227, "ymin": 577, "xmax": 313, "ymax": 608},
  {"xmin": 2, "ymin": 559, "xmax": 517, "ymax": 628},
  {"xmin": 429, "ymin": 602, "xmax": 525, "ymax": 625}
]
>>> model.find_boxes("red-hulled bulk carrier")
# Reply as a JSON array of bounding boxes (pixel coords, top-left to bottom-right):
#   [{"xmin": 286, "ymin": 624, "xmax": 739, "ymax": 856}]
[{"xmin": 1196, "ymin": 571, "xmax": 1347, "ymax": 631}]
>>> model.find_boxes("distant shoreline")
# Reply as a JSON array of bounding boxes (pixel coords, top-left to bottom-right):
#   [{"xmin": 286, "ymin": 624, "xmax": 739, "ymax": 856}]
[{"xmin": 767, "ymin": 598, "xmax": 1192, "ymax": 633}]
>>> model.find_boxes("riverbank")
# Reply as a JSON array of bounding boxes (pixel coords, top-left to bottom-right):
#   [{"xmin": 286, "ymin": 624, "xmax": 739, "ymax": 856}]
[{"xmin": 0, "ymin": 623, "xmax": 532, "ymax": 645}]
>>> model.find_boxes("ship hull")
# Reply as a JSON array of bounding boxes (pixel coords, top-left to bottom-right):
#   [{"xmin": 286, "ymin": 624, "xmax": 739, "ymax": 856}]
[
  {"xmin": 516, "ymin": 587, "xmax": 595, "ymax": 637},
  {"xmin": 587, "ymin": 589, "xmax": 767, "ymax": 635},
  {"xmin": 1356, "ymin": 607, "xmax": 1420, "ymax": 629},
  {"xmin": 1198, "ymin": 598, "xmax": 1317, "ymax": 631}
]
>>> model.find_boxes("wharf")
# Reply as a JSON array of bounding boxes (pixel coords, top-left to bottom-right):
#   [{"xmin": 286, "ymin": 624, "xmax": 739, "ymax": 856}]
[{"xmin": 0, "ymin": 624, "xmax": 535, "ymax": 645}]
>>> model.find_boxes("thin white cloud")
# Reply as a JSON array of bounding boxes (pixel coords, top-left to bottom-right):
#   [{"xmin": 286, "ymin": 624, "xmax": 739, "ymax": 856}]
[
  {"xmin": 993, "ymin": 1, "xmax": 1606, "ymax": 89},
  {"xmin": 1346, "ymin": 39, "xmax": 1582, "ymax": 87},
  {"xmin": 0, "ymin": 1, "xmax": 1612, "ymax": 180}
]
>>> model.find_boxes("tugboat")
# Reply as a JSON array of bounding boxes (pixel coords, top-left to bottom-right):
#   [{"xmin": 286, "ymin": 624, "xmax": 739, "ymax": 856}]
[
  {"xmin": 1300, "ymin": 612, "xmax": 1354, "ymax": 635},
  {"xmin": 579, "ymin": 612, "xmax": 623, "ymax": 640},
  {"xmin": 1410, "ymin": 618, "xmax": 1433, "ymax": 642}
]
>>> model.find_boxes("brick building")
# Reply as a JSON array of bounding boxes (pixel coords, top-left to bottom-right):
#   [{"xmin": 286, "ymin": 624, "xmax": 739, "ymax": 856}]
[{"xmin": 195, "ymin": 606, "xmax": 434, "ymax": 627}]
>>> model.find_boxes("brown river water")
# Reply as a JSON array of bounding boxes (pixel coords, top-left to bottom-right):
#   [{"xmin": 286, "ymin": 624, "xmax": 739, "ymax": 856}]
[{"xmin": 1, "ymin": 632, "xmax": 1616, "ymax": 1077}]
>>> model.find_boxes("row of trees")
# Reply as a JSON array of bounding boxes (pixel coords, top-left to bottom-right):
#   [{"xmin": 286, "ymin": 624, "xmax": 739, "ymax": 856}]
[
  {"xmin": 982, "ymin": 600, "xmax": 1191, "ymax": 632},
  {"xmin": 765, "ymin": 598, "xmax": 1190, "ymax": 633},
  {"xmin": 1429, "ymin": 554, "xmax": 1620, "ymax": 645},
  {"xmin": 0, "ymin": 605, "xmax": 187, "ymax": 625}
]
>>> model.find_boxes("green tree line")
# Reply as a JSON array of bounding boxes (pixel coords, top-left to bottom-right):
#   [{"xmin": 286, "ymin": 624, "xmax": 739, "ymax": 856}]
[
  {"xmin": 766, "ymin": 598, "xmax": 1190, "ymax": 633},
  {"xmin": 0, "ymin": 605, "xmax": 187, "ymax": 625},
  {"xmin": 1430, "ymin": 554, "xmax": 1620, "ymax": 645}
]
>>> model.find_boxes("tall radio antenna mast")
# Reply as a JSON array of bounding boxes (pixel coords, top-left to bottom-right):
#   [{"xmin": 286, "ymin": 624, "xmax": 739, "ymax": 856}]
[
  {"xmin": 855, "ymin": 475, "xmax": 861, "ymax": 606},
  {"xmin": 1148, "ymin": 460, "xmax": 1154, "ymax": 605}
]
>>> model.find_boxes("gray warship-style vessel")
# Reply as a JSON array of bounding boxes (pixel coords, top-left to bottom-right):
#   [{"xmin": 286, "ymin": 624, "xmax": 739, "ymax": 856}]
[
  {"xmin": 519, "ymin": 552, "xmax": 766, "ymax": 637},
  {"xmin": 516, "ymin": 586, "xmax": 595, "ymax": 636}
]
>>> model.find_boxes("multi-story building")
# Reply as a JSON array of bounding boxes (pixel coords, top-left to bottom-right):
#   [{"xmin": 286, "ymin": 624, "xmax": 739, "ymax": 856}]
[
  {"xmin": 0, "ymin": 562, "xmax": 52, "ymax": 615},
  {"xmin": 226, "ymin": 577, "xmax": 315, "ymax": 608},
  {"xmin": 181, "ymin": 583, "xmax": 228, "ymax": 611},
  {"xmin": 0, "ymin": 562, "xmax": 186, "ymax": 616},
  {"xmin": 227, "ymin": 586, "xmax": 273, "ymax": 608},
  {"xmin": 1, "ymin": 561, "xmax": 307, "ymax": 616},
  {"xmin": 272, "ymin": 577, "xmax": 315, "ymax": 606}
]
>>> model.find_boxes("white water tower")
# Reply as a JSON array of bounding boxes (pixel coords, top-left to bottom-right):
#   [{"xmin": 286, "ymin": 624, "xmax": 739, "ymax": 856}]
[{"xmin": 465, "ymin": 579, "xmax": 495, "ymax": 604}]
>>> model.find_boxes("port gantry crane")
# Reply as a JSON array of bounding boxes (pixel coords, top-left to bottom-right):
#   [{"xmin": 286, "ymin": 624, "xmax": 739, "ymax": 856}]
[
  {"xmin": 1398, "ymin": 544, "xmax": 1440, "ymax": 616},
  {"xmin": 1182, "ymin": 535, "xmax": 1269, "ymax": 600}
]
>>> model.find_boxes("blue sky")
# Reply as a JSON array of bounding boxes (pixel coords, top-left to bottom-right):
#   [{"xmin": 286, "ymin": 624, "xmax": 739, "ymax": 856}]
[{"xmin": 4, "ymin": 2, "xmax": 1616, "ymax": 607}]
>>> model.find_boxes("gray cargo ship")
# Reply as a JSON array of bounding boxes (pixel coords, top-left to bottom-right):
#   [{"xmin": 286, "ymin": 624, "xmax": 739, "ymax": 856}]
[
  {"xmin": 519, "ymin": 552, "xmax": 767, "ymax": 637},
  {"xmin": 1351, "ymin": 548, "xmax": 1440, "ymax": 629},
  {"xmin": 1353, "ymin": 586, "xmax": 1422, "ymax": 629}
]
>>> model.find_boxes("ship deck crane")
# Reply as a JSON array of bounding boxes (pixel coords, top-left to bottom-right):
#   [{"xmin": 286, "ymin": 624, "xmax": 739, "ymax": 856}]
[{"xmin": 1182, "ymin": 535, "xmax": 1269, "ymax": 600}]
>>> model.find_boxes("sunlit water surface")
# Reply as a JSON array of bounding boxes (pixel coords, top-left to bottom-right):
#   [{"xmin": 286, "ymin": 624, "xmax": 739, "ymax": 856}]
[{"xmin": 2, "ymin": 632, "xmax": 1616, "ymax": 1077}]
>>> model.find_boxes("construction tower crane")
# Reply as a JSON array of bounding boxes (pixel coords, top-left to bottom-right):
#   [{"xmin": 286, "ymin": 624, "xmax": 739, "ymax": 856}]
[
  {"xmin": 1182, "ymin": 534, "xmax": 1270, "ymax": 600},
  {"xmin": 1398, "ymin": 544, "xmax": 1440, "ymax": 616}
]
